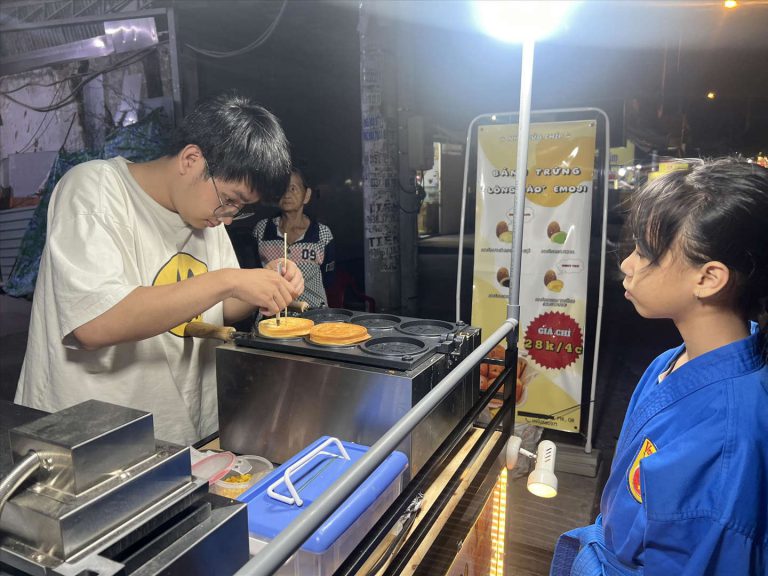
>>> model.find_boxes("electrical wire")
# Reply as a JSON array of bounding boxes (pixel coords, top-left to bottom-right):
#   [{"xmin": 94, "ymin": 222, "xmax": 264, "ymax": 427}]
[
  {"xmin": 16, "ymin": 80, "xmax": 66, "ymax": 153},
  {"xmin": 184, "ymin": 0, "xmax": 287, "ymax": 59},
  {"xmin": 0, "ymin": 44, "xmax": 163, "ymax": 113},
  {"xmin": 2, "ymin": 45, "xmax": 159, "ymax": 112},
  {"xmin": 0, "ymin": 67, "xmax": 94, "ymax": 95},
  {"xmin": 59, "ymin": 112, "xmax": 78, "ymax": 152}
]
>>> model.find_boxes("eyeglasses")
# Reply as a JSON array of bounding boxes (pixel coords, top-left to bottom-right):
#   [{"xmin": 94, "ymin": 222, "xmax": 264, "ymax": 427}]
[{"xmin": 207, "ymin": 161, "xmax": 246, "ymax": 221}]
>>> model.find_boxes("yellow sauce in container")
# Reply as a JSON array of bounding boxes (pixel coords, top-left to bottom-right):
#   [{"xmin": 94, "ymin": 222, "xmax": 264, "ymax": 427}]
[{"xmin": 211, "ymin": 455, "xmax": 273, "ymax": 499}]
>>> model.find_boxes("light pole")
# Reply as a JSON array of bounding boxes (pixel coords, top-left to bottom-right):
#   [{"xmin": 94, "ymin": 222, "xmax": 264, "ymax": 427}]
[
  {"xmin": 473, "ymin": 3, "xmax": 578, "ymax": 572},
  {"xmin": 472, "ymin": 0, "xmax": 578, "ymax": 335}
]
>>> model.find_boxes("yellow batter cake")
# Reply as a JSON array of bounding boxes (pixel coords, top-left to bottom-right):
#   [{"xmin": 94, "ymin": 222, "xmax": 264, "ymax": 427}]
[
  {"xmin": 258, "ymin": 317, "xmax": 315, "ymax": 338},
  {"xmin": 309, "ymin": 322, "xmax": 370, "ymax": 345}
]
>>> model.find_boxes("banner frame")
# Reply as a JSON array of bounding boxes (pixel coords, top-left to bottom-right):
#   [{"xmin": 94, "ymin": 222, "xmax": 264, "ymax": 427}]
[{"xmin": 456, "ymin": 108, "xmax": 610, "ymax": 453}]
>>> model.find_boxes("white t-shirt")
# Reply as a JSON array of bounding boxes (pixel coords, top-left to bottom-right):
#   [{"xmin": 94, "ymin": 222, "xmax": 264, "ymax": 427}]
[{"xmin": 15, "ymin": 157, "xmax": 240, "ymax": 446}]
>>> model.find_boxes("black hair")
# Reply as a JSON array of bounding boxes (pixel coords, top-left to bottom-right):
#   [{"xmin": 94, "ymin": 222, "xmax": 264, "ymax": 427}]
[
  {"xmin": 290, "ymin": 166, "xmax": 310, "ymax": 191},
  {"xmin": 168, "ymin": 92, "xmax": 291, "ymax": 205},
  {"xmin": 627, "ymin": 157, "xmax": 768, "ymax": 325}
]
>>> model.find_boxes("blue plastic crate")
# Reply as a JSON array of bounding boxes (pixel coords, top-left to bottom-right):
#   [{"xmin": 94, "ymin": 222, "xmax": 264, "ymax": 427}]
[{"xmin": 239, "ymin": 436, "xmax": 407, "ymax": 575}]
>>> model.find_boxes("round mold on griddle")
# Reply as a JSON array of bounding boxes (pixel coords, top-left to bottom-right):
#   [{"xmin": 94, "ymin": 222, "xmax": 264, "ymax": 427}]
[
  {"xmin": 302, "ymin": 308, "xmax": 355, "ymax": 324},
  {"xmin": 252, "ymin": 329, "xmax": 304, "ymax": 342},
  {"xmin": 351, "ymin": 314, "xmax": 401, "ymax": 330},
  {"xmin": 303, "ymin": 336, "xmax": 359, "ymax": 348},
  {"xmin": 255, "ymin": 334, "xmax": 303, "ymax": 341},
  {"xmin": 398, "ymin": 320, "xmax": 455, "ymax": 337},
  {"xmin": 361, "ymin": 336, "xmax": 427, "ymax": 357}
]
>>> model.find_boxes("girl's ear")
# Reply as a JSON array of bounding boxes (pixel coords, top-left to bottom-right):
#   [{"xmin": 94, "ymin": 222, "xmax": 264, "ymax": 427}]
[
  {"xmin": 695, "ymin": 261, "xmax": 730, "ymax": 299},
  {"xmin": 303, "ymin": 187, "xmax": 312, "ymax": 205}
]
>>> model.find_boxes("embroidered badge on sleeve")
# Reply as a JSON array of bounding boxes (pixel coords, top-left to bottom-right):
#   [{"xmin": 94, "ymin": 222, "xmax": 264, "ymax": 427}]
[{"xmin": 627, "ymin": 438, "xmax": 657, "ymax": 503}]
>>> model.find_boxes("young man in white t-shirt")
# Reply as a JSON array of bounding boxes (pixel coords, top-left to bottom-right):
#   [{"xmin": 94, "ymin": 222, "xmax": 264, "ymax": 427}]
[{"xmin": 15, "ymin": 93, "xmax": 304, "ymax": 446}]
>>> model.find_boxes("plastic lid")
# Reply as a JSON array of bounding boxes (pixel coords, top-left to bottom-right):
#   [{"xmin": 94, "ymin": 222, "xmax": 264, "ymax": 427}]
[
  {"xmin": 232, "ymin": 454, "xmax": 273, "ymax": 478},
  {"xmin": 211, "ymin": 455, "xmax": 274, "ymax": 499},
  {"xmin": 192, "ymin": 451, "xmax": 236, "ymax": 485},
  {"xmin": 239, "ymin": 436, "xmax": 408, "ymax": 553}
]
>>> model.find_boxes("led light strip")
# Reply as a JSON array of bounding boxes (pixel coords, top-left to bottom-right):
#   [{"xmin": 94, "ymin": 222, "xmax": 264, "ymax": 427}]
[{"xmin": 489, "ymin": 468, "xmax": 508, "ymax": 576}]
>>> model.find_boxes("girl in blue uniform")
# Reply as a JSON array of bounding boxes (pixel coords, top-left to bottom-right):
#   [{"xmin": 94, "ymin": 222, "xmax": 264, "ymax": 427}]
[{"xmin": 552, "ymin": 158, "xmax": 768, "ymax": 576}]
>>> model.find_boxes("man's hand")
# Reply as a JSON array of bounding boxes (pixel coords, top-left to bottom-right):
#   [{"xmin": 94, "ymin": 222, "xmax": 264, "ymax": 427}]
[
  {"xmin": 232, "ymin": 268, "xmax": 301, "ymax": 316},
  {"xmin": 265, "ymin": 258, "xmax": 305, "ymax": 298},
  {"xmin": 223, "ymin": 263, "xmax": 304, "ymax": 323}
]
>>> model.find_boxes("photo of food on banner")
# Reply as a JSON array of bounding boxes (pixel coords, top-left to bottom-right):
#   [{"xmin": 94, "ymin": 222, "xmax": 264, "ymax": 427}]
[{"xmin": 480, "ymin": 343, "xmax": 538, "ymax": 414}]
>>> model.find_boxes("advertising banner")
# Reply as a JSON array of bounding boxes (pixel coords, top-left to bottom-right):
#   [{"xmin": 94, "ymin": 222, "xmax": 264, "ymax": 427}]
[{"xmin": 472, "ymin": 120, "xmax": 597, "ymax": 432}]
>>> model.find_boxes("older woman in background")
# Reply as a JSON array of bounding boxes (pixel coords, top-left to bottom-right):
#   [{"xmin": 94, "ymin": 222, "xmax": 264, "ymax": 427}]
[{"xmin": 252, "ymin": 167, "xmax": 335, "ymax": 309}]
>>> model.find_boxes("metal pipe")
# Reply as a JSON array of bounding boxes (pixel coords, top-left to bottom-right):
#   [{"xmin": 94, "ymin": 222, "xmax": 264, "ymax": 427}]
[
  {"xmin": 501, "ymin": 39, "xmax": 535, "ymax": 576},
  {"xmin": 0, "ymin": 8, "xmax": 168, "ymax": 32},
  {"xmin": 235, "ymin": 319, "xmax": 517, "ymax": 576},
  {"xmin": 508, "ymin": 39, "xmax": 535, "ymax": 322},
  {"xmin": 584, "ymin": 110, "xmax": 611, "ymax": 453},
  {"xmin": 0, "ymin": 450, "xmax": 42, "ymax": 518},
  {"xmin": 456, "ymin": 114, "xmax": 484, "ymax": 323},
  {"xmin": 166, "ymin": 7, "xmax": 183, "ymax": 123}
]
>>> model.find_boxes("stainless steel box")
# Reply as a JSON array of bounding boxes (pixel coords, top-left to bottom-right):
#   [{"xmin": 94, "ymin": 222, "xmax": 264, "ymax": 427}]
[
  {"xmin": 9, "ymin": 399, "xmax": 156, "ymax": 496},
  {"xmin": 216, "ymin": 325, "xmax": 479, "ymax": 477},
  {"xmin": 1, "ymin": 442, "xmax": 191, "ymax": 560}
]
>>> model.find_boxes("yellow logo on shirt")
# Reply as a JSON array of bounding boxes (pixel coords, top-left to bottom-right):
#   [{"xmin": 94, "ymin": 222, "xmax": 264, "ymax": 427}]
[
  {"xmin": 152, "ymin": 252, "xmax": 208, "ymax": 337},
  {"xmin": 627, "ymin": 438, "xmax": 657, "ymax": 503}
]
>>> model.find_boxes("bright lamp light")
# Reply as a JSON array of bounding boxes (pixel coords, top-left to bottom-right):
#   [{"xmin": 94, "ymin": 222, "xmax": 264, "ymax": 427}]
[
  {"xmin": 506, "ymin": 436, "xmax": 558, "ymax": 498},
  {"xmin": 473, "ymin": 1, "xmax": 579, "ymax": 43}
]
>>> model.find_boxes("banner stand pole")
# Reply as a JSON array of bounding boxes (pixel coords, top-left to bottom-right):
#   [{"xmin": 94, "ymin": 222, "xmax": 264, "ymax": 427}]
[{"xmin": 584, "ymin": 115, "xmax": 611, "ymax": 455}]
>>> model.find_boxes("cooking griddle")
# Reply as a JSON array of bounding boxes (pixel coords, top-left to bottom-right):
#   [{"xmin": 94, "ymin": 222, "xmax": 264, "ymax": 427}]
[
  {"xmin": 351, "ymin": 314, "xmax": 401, "ymax": 330},
  {"xmin": 398, "ymin": 319, "xmax": 455, "ymax": 337},
  {"xmin": 234, "ymin": 312, "xmax": 461, "ymax": 371},
  {"xmin": 302, "ymin": 308, "xmax": 355, "ymax": 324},
  {"xmin": 361, "ymin": 337, "xmax": 426, "ymax": 357},
  {"xmin": 304, "ymin": 336, "xmax": 364, "ymax": 348}
]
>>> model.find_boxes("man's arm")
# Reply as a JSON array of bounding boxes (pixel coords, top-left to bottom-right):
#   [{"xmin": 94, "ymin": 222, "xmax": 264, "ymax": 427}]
[
  {"xmin": 74, "ymin": 267, "xmax": 297, "ymax": 349},
  {"xmin": 223, "ymin": 296, "xmax": 255, "ymax": 324}
]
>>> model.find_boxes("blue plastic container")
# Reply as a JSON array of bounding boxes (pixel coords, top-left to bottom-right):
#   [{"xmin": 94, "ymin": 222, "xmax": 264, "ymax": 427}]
[{"xmin": 239, "ymin": 436, "xmax": 408, "ymax": 575}]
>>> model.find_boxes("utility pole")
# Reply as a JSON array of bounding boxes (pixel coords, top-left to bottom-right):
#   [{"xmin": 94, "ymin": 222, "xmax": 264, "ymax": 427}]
[{"xmin": 358, "ymin": 1, "xmax": 402, "ymax": 312}]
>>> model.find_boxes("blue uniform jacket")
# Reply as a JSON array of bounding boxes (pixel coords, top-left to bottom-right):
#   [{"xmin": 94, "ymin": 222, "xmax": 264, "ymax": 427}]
[{"xmin": 554, "ymin": 330, "xmax": 768, "ymax": 575}]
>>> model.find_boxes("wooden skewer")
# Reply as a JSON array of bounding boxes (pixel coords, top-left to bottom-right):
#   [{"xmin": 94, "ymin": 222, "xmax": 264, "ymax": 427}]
[
  {"xmin": 275, "ymin": 261, "xmax": 281, "ymax": 326},
  {"xmin": 283, "ymin": 230, "xmax": 288, "ymax": 322}
]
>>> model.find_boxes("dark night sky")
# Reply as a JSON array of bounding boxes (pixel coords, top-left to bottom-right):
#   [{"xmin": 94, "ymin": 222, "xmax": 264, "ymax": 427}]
[{"xmin": 176, "ymin": 0, "xmax": 768, "ymax": 185}]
